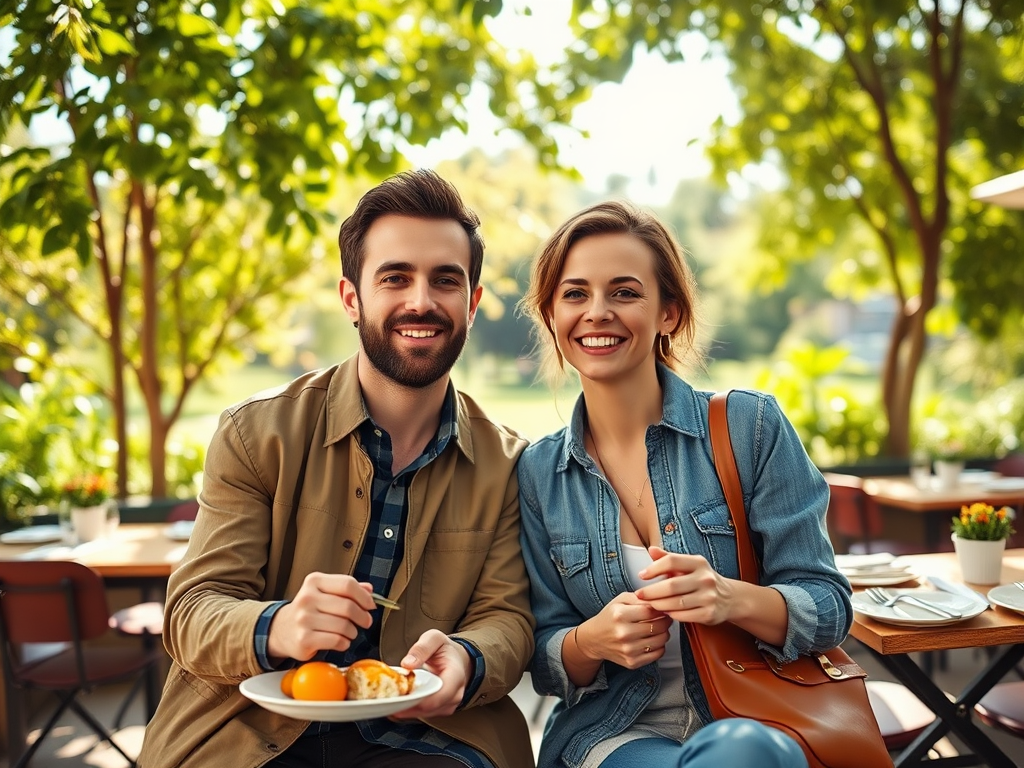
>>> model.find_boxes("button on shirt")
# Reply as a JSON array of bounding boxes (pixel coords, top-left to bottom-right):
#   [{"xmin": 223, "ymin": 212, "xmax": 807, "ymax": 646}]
[{"xmin": 254, "ymin": 387, "xmax": 490, "ymax": 767}]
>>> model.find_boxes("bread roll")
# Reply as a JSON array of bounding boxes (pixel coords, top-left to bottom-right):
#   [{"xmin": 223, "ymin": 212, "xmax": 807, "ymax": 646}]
[{"xmin": 344, "ymin": 659, "xmax": 414, "ymax": 699}]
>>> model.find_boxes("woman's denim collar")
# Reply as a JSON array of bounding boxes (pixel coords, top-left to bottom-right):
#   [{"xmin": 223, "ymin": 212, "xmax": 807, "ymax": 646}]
[{"xmin": 558, "ymin": 364, "xmax": 708, "ymax": 472}]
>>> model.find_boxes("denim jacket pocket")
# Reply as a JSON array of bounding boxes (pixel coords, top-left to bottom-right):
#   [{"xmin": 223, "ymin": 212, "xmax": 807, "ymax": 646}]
[
  {"xmin": 550, "ymin": 540, "xmax": 590, "ymax": 578},
  {"xmin": 549, "ymin": 540, "xmax": 602, "ymax": 609},
  {"xmin": 692, "ymin": 503, "xmax": 739, "ymax": 575}
]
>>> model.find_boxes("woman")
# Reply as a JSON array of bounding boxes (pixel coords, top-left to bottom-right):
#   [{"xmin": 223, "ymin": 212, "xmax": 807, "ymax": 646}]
[{"xmin": 517, "ymin": 201, "xmax": 851, "ymax": 768}]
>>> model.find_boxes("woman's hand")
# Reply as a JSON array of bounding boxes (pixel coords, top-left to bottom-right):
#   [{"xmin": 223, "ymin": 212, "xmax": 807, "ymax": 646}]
[
  {"xmin": 637, "ymin": 546, "xmax": 789, "ymax": 646},
  {"xmin": 634, "ymin": 546, "xmax": 736, "ymax": 626},
  {"xmin": 575, "ymin": 591, "xmax": 671, "ymax": 670}
]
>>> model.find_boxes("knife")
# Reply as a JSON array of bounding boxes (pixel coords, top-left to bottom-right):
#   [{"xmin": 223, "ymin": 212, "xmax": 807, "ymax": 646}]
[{"xmin": 927, "ymin": 575, "xmax": 992, "ymax": 610}]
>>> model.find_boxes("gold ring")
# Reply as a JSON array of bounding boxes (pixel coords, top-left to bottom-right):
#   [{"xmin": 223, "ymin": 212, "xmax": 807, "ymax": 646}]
[
  {"xmin": 644, "ymin": 645, "xmax": 651, "ymax": 653},
  {"xmin": 649, "ymin": 622, "xmax": 654, "ymax": 635}
]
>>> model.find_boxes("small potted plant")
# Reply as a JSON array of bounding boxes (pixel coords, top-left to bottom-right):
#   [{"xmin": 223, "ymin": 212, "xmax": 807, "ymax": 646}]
[
  {"xmin": 61, "ymin": 474, "xmax": 113, "ymax": 543},
  {"xmin": 950, "ymin": 502, "xmax": 1016, "ymax": 584},
  {"xmin": 919, "ymin": 418, "xmax": 968, "ymax": 490}
]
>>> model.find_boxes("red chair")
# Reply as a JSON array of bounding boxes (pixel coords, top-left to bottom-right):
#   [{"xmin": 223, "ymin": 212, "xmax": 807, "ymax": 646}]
[
  {"xmin": 824, "ymin": 473, "xmax": 923, "ymax": 555},
  {"xmin": 107, "ymin": 498, "xmax": 198, "ymax": 726},
  {"xmin": 0, "ymin": 561, "xmax": 163, "ymax": 768},
  {"xmin": 866, "ymin": 680, "xmax": 937, "ymax": 751},
  {"xmin": 166, "ymin": 499, "xmax": 199, "ymax": 523},
  {"xmin": 994, "ymin": 454, "xmax": 1024, "ymax": 478},
  {"xmin": 975, "ymin": 680, "xmax": 1024, "ymax": 739}
]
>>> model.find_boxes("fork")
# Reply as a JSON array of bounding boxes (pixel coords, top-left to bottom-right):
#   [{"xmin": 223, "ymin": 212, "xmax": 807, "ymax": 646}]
[
  {"xmin": 864, "ymin": 587, "xmax": 962, "ymax": 619},
  {"xmin": 1014, "ymin": 581, "xmax": 1024, "ymax": 592}
]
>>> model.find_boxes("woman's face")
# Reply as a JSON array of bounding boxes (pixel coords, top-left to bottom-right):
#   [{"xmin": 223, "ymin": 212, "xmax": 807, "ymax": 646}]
[{"xmin": 549, "ymin": 232, "xmax": 677, "ymax": 383}]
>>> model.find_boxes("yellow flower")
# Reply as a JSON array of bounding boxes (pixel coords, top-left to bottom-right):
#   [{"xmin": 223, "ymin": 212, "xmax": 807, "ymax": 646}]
[{"xmin": 951, "ymin": 501, "xmax": 1016, "ymax": 541}]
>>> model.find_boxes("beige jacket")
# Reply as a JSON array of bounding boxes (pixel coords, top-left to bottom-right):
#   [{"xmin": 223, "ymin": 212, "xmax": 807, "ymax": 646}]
[{"xmin": 138, "ymin": 357, "xmax": 535, "ymax": 768}]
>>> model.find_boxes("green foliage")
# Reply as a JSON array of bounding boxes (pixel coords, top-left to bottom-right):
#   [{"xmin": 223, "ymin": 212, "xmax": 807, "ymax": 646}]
[
  {"xmin": 0, "ymin": 359, "xmax": 111, "ymax": 526},
  {"xmin": 952, "ymin": 502, "xmax": 1015, "ymax": 542},
  {"xmin": 753, "ymin": 342, "xmax": 886, "ymax": 465},
  {"xmin": 1, "ymin": 0, "xmax": 591, "ymax": 495},
  {"xmin": 564, "ymin": 0, "xmax": 1024, "ymax": 455},
  {"xmin": 915, "ymin": 382, "xmax": 1024, "ymax": 460}
]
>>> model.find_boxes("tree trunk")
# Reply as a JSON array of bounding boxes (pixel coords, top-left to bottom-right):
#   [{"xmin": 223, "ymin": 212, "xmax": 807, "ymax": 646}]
[{"xmin": 133, "ymin": 181, "xmax": 168, "ymax": 498}]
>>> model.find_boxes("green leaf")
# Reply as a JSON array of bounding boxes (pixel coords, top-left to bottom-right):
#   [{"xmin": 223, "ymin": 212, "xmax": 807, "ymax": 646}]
[
  {"xmin": 96, "ymin": 28, "xmax": 138, "ymax": 57},
  {"xmin": 41, "ymin": 225, "xmax": 71, "ymax": 256}
]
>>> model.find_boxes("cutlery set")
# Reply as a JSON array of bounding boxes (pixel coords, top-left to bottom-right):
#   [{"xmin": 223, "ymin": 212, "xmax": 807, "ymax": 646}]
[{"xmin": 863, "ymin": 587, "xmax": 962, "ymax": 620}]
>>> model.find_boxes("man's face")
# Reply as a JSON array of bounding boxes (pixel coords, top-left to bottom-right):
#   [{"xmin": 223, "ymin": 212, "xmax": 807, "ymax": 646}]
[{"xmin": 340, "ymin": 214, "xmax": 482, "ymax": 389}]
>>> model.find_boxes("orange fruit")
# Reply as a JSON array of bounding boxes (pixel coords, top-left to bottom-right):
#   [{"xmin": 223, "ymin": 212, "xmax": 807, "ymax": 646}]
[
  {"xmin": 290, "ymin": 661, "xmax": 348, "ymax": 701},
  {"xmin": 280, "ymin": 668, "xmax": 297, "ymax": 697}
]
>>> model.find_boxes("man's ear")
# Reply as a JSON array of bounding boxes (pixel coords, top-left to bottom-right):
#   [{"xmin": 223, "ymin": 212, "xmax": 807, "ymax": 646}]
[{"xmin": 340, "ymin": 278, "xmax": 361, "ymax": 327}]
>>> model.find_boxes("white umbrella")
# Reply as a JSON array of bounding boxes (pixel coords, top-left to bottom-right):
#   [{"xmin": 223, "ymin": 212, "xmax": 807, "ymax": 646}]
[{"xmin": 970, "ymin": 169, "xmax": 1024, "ymax": 209}]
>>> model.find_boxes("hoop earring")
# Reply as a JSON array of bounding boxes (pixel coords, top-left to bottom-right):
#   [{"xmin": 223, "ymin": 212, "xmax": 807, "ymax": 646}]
[{"xmin": 659, "ymin": 333, "xmax": 672, "ymax": 358}]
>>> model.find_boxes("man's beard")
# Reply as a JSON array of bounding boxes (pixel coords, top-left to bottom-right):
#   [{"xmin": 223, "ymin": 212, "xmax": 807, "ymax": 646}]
[{"xmin": 359, "ymin": 310, "xmax": 467, "ymax": 389}]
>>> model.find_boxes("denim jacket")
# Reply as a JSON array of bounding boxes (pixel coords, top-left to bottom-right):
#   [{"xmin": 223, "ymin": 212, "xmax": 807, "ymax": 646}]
[{"xmin": 518, "ymin": 367, "xmax": 852, "ymax": 768}]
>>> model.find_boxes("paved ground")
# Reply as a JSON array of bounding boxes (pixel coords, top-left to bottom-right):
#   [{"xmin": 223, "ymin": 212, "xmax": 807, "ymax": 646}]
[{"xmin": 6, "ymin": 643, "xmax": 1023, "ymax": 767}]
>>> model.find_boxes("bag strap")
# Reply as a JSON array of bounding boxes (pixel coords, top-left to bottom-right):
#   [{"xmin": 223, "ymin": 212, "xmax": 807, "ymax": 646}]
[{"xmin": 708, "ymin": 391, "xmax": 759, "ymax": 584}]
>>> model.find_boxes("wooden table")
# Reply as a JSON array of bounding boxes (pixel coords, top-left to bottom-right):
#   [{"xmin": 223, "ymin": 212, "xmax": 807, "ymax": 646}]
[
  {"xmin": 0, "ymin": 521, "xmax": 188, "ymax": 580},
  {"xmin": 0, "ymin": 523, "xmax": 188, "ymax": 755},
  {"xmin": 862, "ymin": 477, "xmax": 1024, "ymax": 550},
  {"xmin": 850, "ymin": 549, "xmax": 1024, "ymax": 767}
]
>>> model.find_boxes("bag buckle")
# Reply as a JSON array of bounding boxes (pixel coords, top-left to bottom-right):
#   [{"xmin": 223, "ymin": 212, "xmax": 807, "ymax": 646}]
[{"xmin": 817, "ymin": 654, "xmax": 845, "ymax": 679}]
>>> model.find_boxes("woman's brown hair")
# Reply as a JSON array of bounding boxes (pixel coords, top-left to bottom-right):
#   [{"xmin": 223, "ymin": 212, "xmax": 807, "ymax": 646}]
[{"xmin": 520, "ymin": 200, "xmax": 703, "ymax": 382}]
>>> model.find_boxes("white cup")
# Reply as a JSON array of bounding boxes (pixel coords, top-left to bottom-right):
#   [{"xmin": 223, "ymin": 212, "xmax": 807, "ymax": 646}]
[{"xmin": 72, "ymin": 505, "xmax": 107, "ymax": 543}]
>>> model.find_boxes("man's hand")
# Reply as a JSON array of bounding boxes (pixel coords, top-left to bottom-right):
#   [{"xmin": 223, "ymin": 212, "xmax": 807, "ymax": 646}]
[
  {"xmin": 266, "ymin": 572, "xmax": 376, "ymax": 662},
  {"xmin": 389, "ymin": 629, "xmax": 473, "ymax": 720}
]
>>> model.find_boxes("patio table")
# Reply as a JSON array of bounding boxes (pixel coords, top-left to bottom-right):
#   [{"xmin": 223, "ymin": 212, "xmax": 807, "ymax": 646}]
[
  {"xmin": 849, "ymin": 548, "xmax": 1024, "ymax": 767},
  {"xmin": 862, "ymin": 476, "xmax": 1024, "ymax": 551}
]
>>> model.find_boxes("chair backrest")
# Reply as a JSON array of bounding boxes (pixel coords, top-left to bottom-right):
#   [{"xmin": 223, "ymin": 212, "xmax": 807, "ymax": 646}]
[
  {"xmin": 823, "ymin": 472, "xmax": 883, "ymax": 547},
  {"xmin": 166, "ymin": 499, "xmax": 200, "ymax": 523},
  {"xmin": 0, "ymin": 561, "xmax": 111, "ymax": 645},
  {"xmin": 994, "ymin": 453, "xmax": 1024, "ymax": 478}
]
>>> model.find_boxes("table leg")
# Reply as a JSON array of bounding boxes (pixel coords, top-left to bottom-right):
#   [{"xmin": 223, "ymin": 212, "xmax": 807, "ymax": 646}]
[{"xmin": 862, "ymin": 643, "xmax": 1024, "ymax": 768}]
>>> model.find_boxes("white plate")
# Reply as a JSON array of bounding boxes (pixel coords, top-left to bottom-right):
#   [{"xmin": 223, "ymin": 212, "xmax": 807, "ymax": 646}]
[
  {"xmin": 239, "ymin": 667, "xmax": 441, "ymax": 721},
  {"xmin": 163, "ymin": 520, "xmax": 196, "ymax": 541},
  {"xmin": 0, "ymin": 525, "xmax": 65, "ymax": 544},
  {"xmin": 983, "ymin": 477, "xmax": 1024, "ymax": 492},
  {"xmin": 959, "ymin": 470, "xmax": 1000, "ymax": 485},
  {"xmin": 852, "ymin": 589, "xmax": 985, "ymax": 627},
  {"xmin": 845, "ymin": 570, "xmax": 918, "ymax": 587},
  {"xmin": 987, "ymin": 584, "xmax": 1024, "ymax": 616}
]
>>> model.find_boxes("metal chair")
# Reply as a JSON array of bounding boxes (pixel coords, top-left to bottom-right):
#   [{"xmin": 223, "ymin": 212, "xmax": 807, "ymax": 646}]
[{"xmin": 0, "ymin": 560, "xmax": 163, "ymax": 768}]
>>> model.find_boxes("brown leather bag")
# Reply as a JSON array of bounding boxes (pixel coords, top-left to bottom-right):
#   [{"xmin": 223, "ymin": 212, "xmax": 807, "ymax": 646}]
[{"xmin": 683, "ymin": 391, "xmax": 893, "ymax": 768}]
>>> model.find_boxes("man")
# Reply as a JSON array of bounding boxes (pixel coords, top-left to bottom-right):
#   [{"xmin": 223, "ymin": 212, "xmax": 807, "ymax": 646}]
[{"xmin": 138, "ymin": 169, "xmax": 535, "ymax": 768}]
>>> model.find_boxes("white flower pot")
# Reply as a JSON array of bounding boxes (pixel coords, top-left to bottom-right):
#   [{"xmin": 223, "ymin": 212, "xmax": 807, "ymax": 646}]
[
  {"xmin": 951, "ymin": 533, "xmax": 1006, "ymax": 585},
  {"xmin": 71, "ymin": 504, "xmax": 107, "ymax": 543},
  {"xmin": 933, "ymin": 460, "xmax": 965, "ymax": 490}
]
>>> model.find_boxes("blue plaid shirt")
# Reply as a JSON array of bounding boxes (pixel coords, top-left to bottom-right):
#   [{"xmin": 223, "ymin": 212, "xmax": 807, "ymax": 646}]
[{"xmin": 254, "ymin": 387, "xmax": 490, "ymax": 767}]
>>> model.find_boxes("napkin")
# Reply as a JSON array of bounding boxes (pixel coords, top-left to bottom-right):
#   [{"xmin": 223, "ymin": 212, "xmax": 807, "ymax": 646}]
[{"xmin": 926, "ymin": 575, "xmax": 991, "ymax": 611}]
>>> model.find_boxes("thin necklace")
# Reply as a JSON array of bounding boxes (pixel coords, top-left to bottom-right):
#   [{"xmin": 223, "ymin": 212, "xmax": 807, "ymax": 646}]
[{"xmin": 589, "ymin": 432, "xmax": 650, "ymax": 509}]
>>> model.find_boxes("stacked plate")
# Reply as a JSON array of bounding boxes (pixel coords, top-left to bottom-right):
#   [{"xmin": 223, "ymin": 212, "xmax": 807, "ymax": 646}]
[{"xmin": 835, "ymin": 552, "xmax": 917, "ymax": 587}]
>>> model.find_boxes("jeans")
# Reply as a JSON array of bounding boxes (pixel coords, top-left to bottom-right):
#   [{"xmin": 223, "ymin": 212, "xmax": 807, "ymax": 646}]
[
  {"xmin": 264, "ymin": 722, "xmax": 466, "ymax": 768},
  {"xmin": 602, "ymin": 719, "xmax": 809, "ymax": 768}
]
